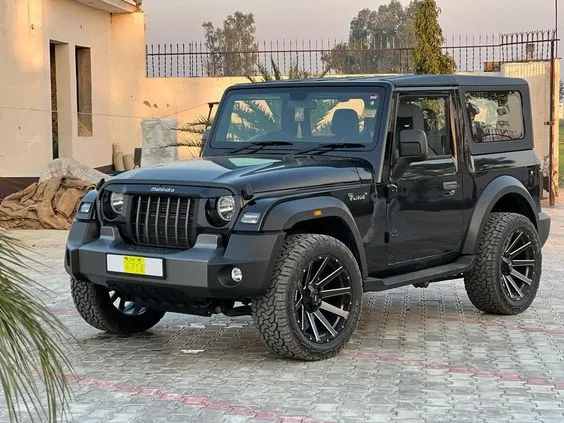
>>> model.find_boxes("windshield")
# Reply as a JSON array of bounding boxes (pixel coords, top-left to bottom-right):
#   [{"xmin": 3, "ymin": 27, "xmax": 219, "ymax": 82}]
[{"xmin": 211, "ymin": 86, "xmax": 385, "ymax": 149}]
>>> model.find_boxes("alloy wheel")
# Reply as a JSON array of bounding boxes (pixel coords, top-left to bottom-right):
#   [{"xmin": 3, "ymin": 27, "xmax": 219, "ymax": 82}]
[
  {"xmin": 294, "ymin": 255, "xmax": 352, "ymax": 344},
  {"xmin": 500, "ymin": 229, "xmax": 537, "ymax": 301},
  {"xmin": 108, "ymin": 290, "xmax": 147, "ymax": 317}
]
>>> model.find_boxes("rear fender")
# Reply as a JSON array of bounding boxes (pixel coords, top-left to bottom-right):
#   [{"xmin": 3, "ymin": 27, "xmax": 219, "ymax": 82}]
[{"xmin": 462, "ymin": 175, "xmax": 538, "ymax": 254}]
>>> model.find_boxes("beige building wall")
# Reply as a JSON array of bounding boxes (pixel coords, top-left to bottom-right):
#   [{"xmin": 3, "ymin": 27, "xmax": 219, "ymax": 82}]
[
  {"xmin": 0, "ymin": 0, "xmax": 53, "ymax": 177},
  {"xmin": 0, "ymin": 0, "xmax": 139, "ymax": 181},
  {"xmin": 501, "ymin": 62, "xmax": 555, "ymax": 164},
  {"xmin": 0, "ymin": 0, "xmax": 558, "ymax": 195}
]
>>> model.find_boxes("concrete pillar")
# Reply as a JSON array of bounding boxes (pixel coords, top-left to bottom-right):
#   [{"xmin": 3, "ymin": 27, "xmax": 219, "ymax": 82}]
[{"xmin": 140, "ymin": 118, "xmax": 178, "ymax": 167}]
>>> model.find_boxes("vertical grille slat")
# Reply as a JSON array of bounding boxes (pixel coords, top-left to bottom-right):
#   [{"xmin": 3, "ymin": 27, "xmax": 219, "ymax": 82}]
[
  {"xmin": 164, "ymin": 197, "xmax": 170, "ymax": 246},
  {"xmin": 184, "ymin": 199, "xmax": 190, "ymax": 244},
  {"xmin": 174, "ymin": 198, "xmax": 180, "ymax": 248},
  {"xmin": 128, "ymin": 194, "xmax": 195, "ymax": 249},
  {"xmin": 144, "ymin": 197, "xmax": 151, "ymax": 244},
  {"xmin": 135, "ymin": 196, "xmax": 141, "ymax": 243},
  {"xmin": 155, "ymin": 197, "xmax": 161, "ymax": 245}
]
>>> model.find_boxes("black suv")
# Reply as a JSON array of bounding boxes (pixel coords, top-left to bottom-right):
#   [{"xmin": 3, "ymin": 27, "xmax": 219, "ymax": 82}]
[{"xmin": 66, "ymin": 75, "xmax": 550, "ymax": 361}]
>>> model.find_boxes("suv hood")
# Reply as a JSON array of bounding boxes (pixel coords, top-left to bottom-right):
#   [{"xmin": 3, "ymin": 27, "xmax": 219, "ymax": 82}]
[{"xmin": 112, "ymin": 155, "xmax": 367, "ymax": 194}]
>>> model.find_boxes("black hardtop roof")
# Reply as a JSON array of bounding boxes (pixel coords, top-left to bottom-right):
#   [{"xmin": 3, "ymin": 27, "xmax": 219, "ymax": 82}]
[{"xmin": 230, "ymin": 74, "xmax": 527, "ymax": 89}]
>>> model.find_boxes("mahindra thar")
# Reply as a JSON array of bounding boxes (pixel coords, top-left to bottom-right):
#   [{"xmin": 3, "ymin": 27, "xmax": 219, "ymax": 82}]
[{"xmin": 66, "ymin": 75, "xmax": 551, "ymax": 360}]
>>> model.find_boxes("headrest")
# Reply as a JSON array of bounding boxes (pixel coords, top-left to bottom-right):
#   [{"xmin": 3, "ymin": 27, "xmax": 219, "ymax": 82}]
[
  {"xmin": 331, "ymin": 109, "xmax": 359, "ymax": 138},
  {"xmin": 397, "ymin": 102, "xmax": 425, "ymax": 132}
]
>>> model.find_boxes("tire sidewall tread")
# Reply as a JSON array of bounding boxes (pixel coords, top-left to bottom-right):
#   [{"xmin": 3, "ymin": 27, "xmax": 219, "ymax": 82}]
[
  {"xmin": 71, "ymin": 278, "xmax": 165, "ymax": 334},
  {"xmin": 252, "ymin": 234, "xmax": 362, "ymax": 361},
  {"xmin": 464, "ymin": 212, "xmax": 542, "ymax": 315}
]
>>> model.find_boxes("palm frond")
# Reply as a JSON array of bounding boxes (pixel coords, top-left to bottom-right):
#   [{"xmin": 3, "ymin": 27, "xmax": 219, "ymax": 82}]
[
  {"xmin": 0, "ymin": 228, "xmax": 75, "ymax": 423},
  {"xmin": 270, "ymin": 58, "xmax": 282, "ymax": 81},
  {"xmin": 233, "ymin": 100, "xmax": 277, "ymax": 130},
  {"xmin": 174, "ymin": 115, "xmax": 212, "ymax": 135}
]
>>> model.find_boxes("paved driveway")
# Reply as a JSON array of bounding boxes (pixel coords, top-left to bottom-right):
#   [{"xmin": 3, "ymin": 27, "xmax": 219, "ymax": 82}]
[{"xmin": 1, "ymin": 205, "xmax": 564, "ymax": 423}]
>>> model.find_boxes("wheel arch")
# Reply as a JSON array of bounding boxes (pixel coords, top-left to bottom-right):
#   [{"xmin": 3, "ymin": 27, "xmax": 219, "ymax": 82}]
[
  {"xmin": 462, "ymin": 175, "xmax": 538, "ymax": 255},
  {"xmin": 260, "ymin": 196, "xmax": 368, "ymax": 277}
]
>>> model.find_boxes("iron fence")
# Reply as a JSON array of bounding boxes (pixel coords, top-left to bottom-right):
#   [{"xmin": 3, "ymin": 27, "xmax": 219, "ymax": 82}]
[{"xmin": 146, "ymin": 30, "xmax": 557, "ymax": 78}]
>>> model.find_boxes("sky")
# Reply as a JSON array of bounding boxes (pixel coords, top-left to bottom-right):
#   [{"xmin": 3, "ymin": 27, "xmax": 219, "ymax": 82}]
[{"xmin": 142, "ymin": 0, "xmax": 562, "ymax": 51}]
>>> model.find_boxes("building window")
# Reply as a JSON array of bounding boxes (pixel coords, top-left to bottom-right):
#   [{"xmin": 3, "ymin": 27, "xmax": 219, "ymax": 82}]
[
  {"xmin": 465, "ymin": 91, "xmax": 524, "ymax": 143},
  {"xmin": 75, "ymin": 46, "xmax": 93, "ymax": 136}
]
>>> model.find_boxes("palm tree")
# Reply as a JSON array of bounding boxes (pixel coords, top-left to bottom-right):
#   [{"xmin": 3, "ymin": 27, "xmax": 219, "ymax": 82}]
[{"xmin": 0, "ymin": 228, "xmax": 74, "ymax": 422}]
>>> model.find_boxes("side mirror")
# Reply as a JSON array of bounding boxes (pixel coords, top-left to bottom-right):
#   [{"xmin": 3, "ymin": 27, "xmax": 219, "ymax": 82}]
[{"xmin": 399, "ymin": 129, "xmax": 428, "ymax": 162}]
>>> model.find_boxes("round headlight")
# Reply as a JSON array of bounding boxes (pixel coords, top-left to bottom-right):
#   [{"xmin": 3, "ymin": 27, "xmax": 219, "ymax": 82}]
[
  {"xmin": 216, "ymin": 195, "xmax": 235, "ymax": 222},
  {"xmin": 110, "ymin": 192, "xmax": 124, "ymax": 214}
]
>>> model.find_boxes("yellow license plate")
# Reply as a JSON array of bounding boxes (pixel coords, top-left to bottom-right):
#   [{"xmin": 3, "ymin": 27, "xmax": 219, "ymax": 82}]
[
  {"xmin": 107, "ymin": 254, "xmax": 164, "ymax": 277},
  {"xmin": 123, "ymin": 256, "xmax": 146, "ymax": 275}
]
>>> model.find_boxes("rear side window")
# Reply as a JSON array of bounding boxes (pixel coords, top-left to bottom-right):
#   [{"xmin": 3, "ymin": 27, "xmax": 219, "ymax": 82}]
[{"xmin": 465, "ymin": 91, "xmax": 524, "ymax": 143}]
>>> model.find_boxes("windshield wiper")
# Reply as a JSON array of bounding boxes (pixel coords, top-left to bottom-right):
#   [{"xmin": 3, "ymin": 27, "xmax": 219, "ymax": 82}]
[
  {"xmin": 227, "ymin": 141, "xmax": 294, "ymax": 155},
  {"xmin": 295, "ymin": 142, "xmax": 366, "ymax": 156}
]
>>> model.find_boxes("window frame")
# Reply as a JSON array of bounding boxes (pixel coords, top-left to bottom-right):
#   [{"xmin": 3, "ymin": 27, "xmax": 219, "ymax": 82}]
[
  {"xmin": 209, "ymin": 85, "xmax": 387, "ymax": 151},
  {"xmin": 459, "ymin": 86, "xmax": 532, "ymax": 155},
  {"xmin": 391, "ymin": 90, "xmax": 458, "ymax": 163}
]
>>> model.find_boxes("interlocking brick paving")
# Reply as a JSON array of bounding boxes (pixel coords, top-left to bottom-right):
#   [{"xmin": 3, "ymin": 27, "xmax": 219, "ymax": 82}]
[{"xmin": 1, "ymin": 203, "xmax": 563, "ymax": 422}]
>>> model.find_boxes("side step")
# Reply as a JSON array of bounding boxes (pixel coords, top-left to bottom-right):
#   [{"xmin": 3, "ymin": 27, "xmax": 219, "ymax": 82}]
[{"xmin": 363, "ymin": 255, "xmax": 475, "ymax": 293}]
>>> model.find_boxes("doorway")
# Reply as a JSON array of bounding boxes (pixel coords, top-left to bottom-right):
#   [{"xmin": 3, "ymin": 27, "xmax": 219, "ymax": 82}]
[{"xmin": 49, "ymin": 42, "xmax": 59, "ymax": 159}]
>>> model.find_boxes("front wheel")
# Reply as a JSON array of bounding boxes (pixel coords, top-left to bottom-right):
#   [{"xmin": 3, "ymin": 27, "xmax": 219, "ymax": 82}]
[
  {"xmin": 464, "ymin": 212, "xmax": 542, "ymax": 315},
  {"xmin": 253, "ymin": 234, "xmax": 363, "ymax": 361},
  {"xmin": 71, "ymin": 278, "xmax": 165, "ymax": 334}
]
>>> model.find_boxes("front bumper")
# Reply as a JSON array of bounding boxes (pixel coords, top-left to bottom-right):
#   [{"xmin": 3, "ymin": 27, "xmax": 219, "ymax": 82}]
[
  {"xmin": 538, "ymin": 211, "xmax": 551, "ymax": 247},
  {"xmin": 65, "ymin": 221, "xmax": 285, "ymax": 300}
]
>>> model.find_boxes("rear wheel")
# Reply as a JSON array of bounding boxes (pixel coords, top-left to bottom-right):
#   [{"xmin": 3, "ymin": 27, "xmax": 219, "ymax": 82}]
[
  {"xmin": 71, "ymin": 278, "xmax": 165, "ymax": 334},
  {"xmin": 253, "ymin": 234, "xmax": 363, "ymax": 361},
  {"xmin": 464, "ymin": 212, "xmax": 542, "ymax": 315}
]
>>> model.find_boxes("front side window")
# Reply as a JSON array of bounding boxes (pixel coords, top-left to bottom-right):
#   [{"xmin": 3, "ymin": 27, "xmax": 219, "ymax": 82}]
[
  {"xmin": 212, "ymin": 87, "xmax": 385, "ymax": 147},
  {"xmin": 395, "ymin": 94, "xmax": 453, "ymax": 158},
  {"xmin": 465, "ymin": 91, "xmax": 524, "ymax": 143}
]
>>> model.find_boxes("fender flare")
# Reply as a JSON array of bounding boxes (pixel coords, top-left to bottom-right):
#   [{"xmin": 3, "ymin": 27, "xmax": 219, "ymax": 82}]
[
  {"xmin": 462, "ymin": 175, "xmax": 538, "ymax": 255},
  {"xmin": 260, "ymin": 196, "xmax": 368, "ymax": 276},
  {"xmin": 81, "ymin": 189, "xmax": 99, "ymax": 203}
]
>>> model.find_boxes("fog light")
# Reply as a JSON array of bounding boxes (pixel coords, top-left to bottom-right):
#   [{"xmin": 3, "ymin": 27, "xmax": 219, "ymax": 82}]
[{"xmin": 231, "ymin": 267, "xmax": 243, "ymax": 283}]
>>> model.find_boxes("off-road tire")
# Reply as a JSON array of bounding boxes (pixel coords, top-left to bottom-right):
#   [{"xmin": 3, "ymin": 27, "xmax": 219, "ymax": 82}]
[
  {"xmin": 252, "ymin": 234, "xmax": 363, "ymax": 361},
  {"xmin": 71, "ymin": 278, "xmax": 165, "ymax": 334},
  {"xmin": 464, "ymin": 212, "xmax": 542, "ymax": 315}
]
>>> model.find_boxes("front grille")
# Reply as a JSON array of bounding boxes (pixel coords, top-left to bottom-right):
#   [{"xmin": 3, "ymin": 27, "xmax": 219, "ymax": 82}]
[{"xmin": 128, "ymin": 195, "xmax": 196, "ymax": 249}]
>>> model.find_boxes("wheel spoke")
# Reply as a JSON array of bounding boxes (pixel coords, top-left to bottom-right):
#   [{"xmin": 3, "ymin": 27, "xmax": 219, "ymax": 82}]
[
  {"xmin": 321, "ymin": 287, "xmax": 352, "ymax": 299},
  {"xmin": 315, "ymin": 266, "xmax": 344, "ymax": 289},
  {"xmin": 502, "ymin": 275, "xmax": 513, "ymax": 297},
  {"xmin": 309, "ymin": 257, "xmax": 329, "ymax": 285},
  {"xmin": 319, "ymin": 301, "xmax": 349, "ymax": 319},
  {"xmin": 510, "ymin": 269, "xmax": 532, "ymax": 286},
  {"xmin": 505, "ymin": 231, "xmax": 523, "ymax": 255},
  {"xmin": 512, "ymin": 260, "xmax": 535, "ymax": 267},
  {"xmin": 505, "ymin": 275, "xmax": 525, "ymax": 299},
  {"xmin": 509, "ymin": 241, "xmax": 532, "ymax": 258},
  {"xmin": 295, "ymin": 297, "xmax": 303, "ymax": 310},
  {"xmin": 109, "ymin": 292, "xmax": 118, "ymax": 303},
  {"xmin": 313, "ymin": 310, "xmax": 338, "ymax": 337},
  {"xmin": 301, "ymin": 305, "xmax": 305, "ymax": 331},
  {"xmin": 306, "ymin": 312, "xmax": 321, "ymax": 342},
  {"xmin": 118, "ymin": 297, "xmax": 125, "ymax": 311},
  {"xmin": 305, "ymin": 262, "xmax": 313, "ymax": 287}
]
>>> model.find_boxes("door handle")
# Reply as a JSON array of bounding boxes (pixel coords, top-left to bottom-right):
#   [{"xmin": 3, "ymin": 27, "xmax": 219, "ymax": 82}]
[{"xmin": 442, "ymin": 181, "xmax": 459, "ymax": 196}]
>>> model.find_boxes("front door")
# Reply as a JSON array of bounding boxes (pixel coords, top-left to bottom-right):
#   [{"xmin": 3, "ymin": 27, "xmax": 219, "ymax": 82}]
[{"xmin": 387, "ymin": 92, "xmax": 464, "ymax": 265}]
